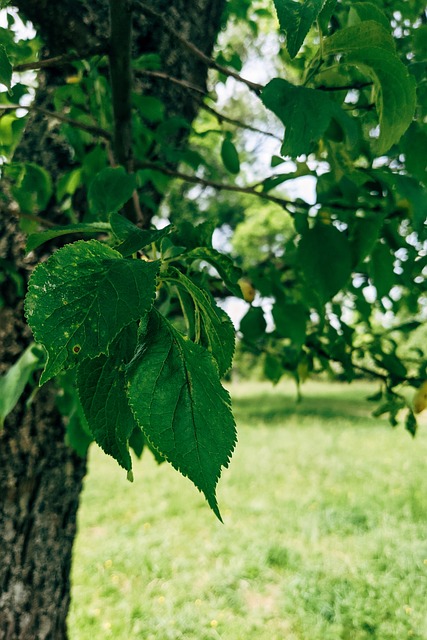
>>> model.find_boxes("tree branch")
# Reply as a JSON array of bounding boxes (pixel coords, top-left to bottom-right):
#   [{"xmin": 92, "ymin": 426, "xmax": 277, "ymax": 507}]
[
  {"xmin": 108, "ymin": 0, "xmax": 139, "ymax": 222},
  {"xmin": 0, "ymin": 104, "xmax": 111, "ymax": 140},
  {"xmin": 136, "ymin": 68, "xmax": 207, "ymax": 96},
  {"xmin": 200, "ymin": 103, "xmax": 282, "ymax": 142},
  {"xmin": 135, "ymin": 69, "xmax": 280, "ymax": 140},
  {"xmin": 109, "ymin": 0, "xmax": 133, "ymax": 170},
  {"xmin": 138, "ymin": 2, "xmax": 263, "ymax": 95},
  {"xmin": 140, "ymin": 161, "xmax": 300, "ymax": 212},
  {"xmin": 13, "ymin": 46, "xmax": 107, "ymax": 72},
  {"xmin": 139, "ymin": 161, "xmax": 384, "ymax": 215}
]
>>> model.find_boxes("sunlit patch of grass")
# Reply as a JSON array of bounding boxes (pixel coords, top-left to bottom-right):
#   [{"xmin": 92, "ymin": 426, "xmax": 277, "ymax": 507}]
[{"xmin": 69, "ymin": 380, "xmax": 427, "ymax": 640}]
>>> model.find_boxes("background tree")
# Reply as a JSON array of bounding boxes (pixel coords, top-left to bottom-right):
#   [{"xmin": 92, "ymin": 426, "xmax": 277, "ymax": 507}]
[{"xmin": 0, "ymin": 0, "xmax": 426, "ymax": 637}]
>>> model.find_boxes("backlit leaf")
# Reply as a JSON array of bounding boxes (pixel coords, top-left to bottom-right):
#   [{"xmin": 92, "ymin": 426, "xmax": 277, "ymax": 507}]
[
  {"xmin": 323, "ymin": 22, "xmax": 416, "ymax": 153},
  {"xmin": 261, "ymin": 78, "xmax": 335, "ymax": 156},
  {"xmin": 273, "ymin": 0, "xmax": 324, "ymax": 58}
]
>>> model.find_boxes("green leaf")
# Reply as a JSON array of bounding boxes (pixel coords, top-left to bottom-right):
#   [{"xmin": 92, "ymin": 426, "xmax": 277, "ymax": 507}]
[
  {"xmin": 184, "ymin": 247, "xmax": 243, "ymax": 298},
  {"xmin": 88, "ymin": 167, "xmax": 136, "ymax": 219},
  {"xmin": 66, "ymin": 413, "xmax": 93, "ymax": 457},
  {"xmin": 272, "ymin": 300, "xmax": 307, "ymax": 347},
  {"xmin": 77, "ymin": 324, "xmax": 138, "ymax": 471},
  {"xmin": 6, "ymin": 163, "xmax": 53, "ymax": 214},
  {"xmin": 380, "ymin": 352, "xmax": 407, "ymax": 380},
  {"xmin": 261, "ymin": 79, "xmax": 335, "ymax": 156},
  {"xmin": 24, "ymin": 240, "xmax": 159, "ymax": 384},
  {"xmin": 221, "ymin": 137, "xmax": 240, "ymax": 174},
  {"xmin": 297, "ymin": 224, "xmax": 352, "ymax": 303},
  {"xmin": 348, "ymin": 2, "xmax": 390, "ymax": 31},
  {"xmin": 264, "ymin": 353, "xmax": 283, "ymax": 384},
  {"xmin": 0, "ymin": 45, "xmax": 12, "ymax": 91},
  {"xmin": 129, "ymin": 427, "xmax": 145, "ymax": 458},
  {"xmin": 0, "ymin": 344, "xmax": 42, "ymax": 428},
  {"xmin": 109, "ymin": 213, "xmax": 172, "ymax": 256},
  {"xmin": 239, "ymin": 306, "xmax": 266, "ymax": 341},
  {"xmin": 168, "ymin": 268, "xmax": 235, "ymax": 376},
  {"xmin": 323, "ymin": 22, "xmax": 416, "ymax": 153},
  {"xmin": 26, "ymin": 222, "xmax": 111, "ymax": 253},
  {"xmin": 370, "ymin": 242, "xmax": 394, "ymax": 299},
  {"xmin": 405, "ymin": 410, "xmax": 417, "ymax": 437},
  {"xmin": 134, "ymin": 95, "xmax": 165, "ymax": 123},
  {"xmin": 171, "ymin": 220, "xmax": 216, "ymax": 250},
  {"xmin": 317, "ymin": 0, "xmax": 336, "ymax": 33},
  {"xmin": 348, "ymin": 213, "xmax": 384, "ymax": 267},
  {"xmin": 126, "ymin": 310, "xmax": 236, "ymax": 520},
  {"xmin": 273, "ymin": 0, "xmax": 324, "ymax": 58}
]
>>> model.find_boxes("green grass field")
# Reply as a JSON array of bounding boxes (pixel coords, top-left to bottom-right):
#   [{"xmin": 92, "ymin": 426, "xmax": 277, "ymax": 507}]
[{"xmin": 69, "ymin": 381, "xmax": 427, "ymax": 640}]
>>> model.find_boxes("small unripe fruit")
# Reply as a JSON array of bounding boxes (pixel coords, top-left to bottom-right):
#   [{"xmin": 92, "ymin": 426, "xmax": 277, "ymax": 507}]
[{"xmin": 238, "ymin": 278, "xmax": 255, "ymax": 303}]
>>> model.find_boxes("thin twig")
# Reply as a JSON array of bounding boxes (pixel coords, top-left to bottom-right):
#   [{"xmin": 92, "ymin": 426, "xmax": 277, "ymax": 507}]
[
  {"xmin": 140, "ymin": 161, "xmax": 300, "ymax": 212},
  {"xmin": 138, "ymin": 2, "xmax": 263, "ymax": 95},
  {"xmin": 13, "ymin": 45, "xmax": 107, "ymax": 72},
  {"xmin": 140, "ymin": 161, "xmax": 384, "ymax": 215},
  {"xmin": 136, "ymin": 68, "xmax": 207, "ymax": 96},
  {"xmin": 200, "ymin": 103, "xmax": 282, "ymax": 142},
  {"xmin": 0, "ymin": 103, "xmax": 111, "ymax": 140},
  {"xmin": 135, "ymin": 69, "xmax": 280, "ymax": 140}
]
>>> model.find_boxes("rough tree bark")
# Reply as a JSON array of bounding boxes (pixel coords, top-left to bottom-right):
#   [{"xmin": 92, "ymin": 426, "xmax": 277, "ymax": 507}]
[{"xmin": 0, "ymin": 1, "xmax": 225, "ymax": 637}]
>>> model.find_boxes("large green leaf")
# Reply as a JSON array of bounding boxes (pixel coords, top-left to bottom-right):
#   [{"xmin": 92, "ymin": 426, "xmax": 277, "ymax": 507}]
[
  {"xmin": 77, "ymin": 324, "xmax": 138, "ymax": 471},
  {"xmin": 25, "ymin": 240, "xmax": 159, "ymax": 384},
  {"xmin": 109, "ymin": 213, "xmax": 172, "ymax": 257},
  {"xmin": 126, "ymin": 310, "xmax": 236, "ymax": 520},
  {"xmin": 297, "ymin": 224, "xmax": 352, "ymax": 303},
  {"xmin": 88, "ymin": 167, "xmax": 136, "ymax": 219},
  {"xmin": 323, "ymin": 21, "xmax": 416, "ymax": 153},
  {"xmin": 273, "ymin": 0, "xmax": 325, "ymax": 58},
  {"xmin": 168, "ymin": 268, "xmax": 235, "ymax": 376},
  {"xmin": 261, "ymin": 79, "xmax": 335, "ymax": 156}
]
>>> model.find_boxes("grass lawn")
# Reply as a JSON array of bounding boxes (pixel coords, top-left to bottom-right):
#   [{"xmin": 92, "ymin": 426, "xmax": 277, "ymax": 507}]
[{"xmin": 69, "ymin": 380, "xmax": 427, "ymax": 640}]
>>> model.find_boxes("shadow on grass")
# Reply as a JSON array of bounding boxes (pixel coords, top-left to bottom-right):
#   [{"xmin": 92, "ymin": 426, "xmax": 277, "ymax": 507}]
[{"xmin": 231, "ymin": 391, "xmax": 380, "ymax": 428}]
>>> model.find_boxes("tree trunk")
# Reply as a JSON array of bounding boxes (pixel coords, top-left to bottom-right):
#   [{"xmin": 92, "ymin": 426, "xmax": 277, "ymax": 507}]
[{"xmin": 0, "ymin": 1, "xmax": 225, "ymax": 637}]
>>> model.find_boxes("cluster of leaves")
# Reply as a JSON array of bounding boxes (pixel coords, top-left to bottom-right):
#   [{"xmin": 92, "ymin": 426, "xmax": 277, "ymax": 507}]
[
  {"xmin": 19, "ymin": 168, "xmax": 240, "ymax": 519},
  {"xmin": 1, "ymin": 0, "xmax": 426, "ymax": 515}
]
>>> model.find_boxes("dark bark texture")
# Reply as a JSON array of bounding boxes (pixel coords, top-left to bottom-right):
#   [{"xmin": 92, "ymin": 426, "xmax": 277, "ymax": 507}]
[{"xmin": 0, "ymin": 0, "xmax": 225, "ymax": 638}]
